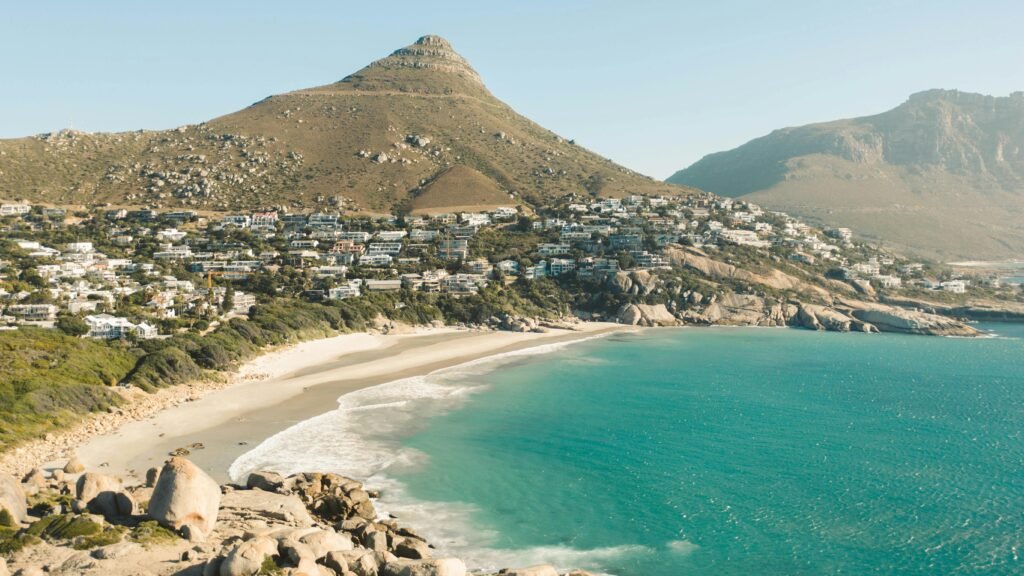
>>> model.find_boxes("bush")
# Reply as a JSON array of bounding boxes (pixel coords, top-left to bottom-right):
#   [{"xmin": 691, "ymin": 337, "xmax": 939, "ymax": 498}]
[{"xmin": 56, "ymin": 315, "xmax": 90, "ymax": 337}]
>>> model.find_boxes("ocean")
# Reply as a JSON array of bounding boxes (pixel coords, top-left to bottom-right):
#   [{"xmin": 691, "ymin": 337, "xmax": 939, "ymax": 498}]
[{"xmin": 230, "ymin": 323, "xmax": 1024, "ymax": 575}]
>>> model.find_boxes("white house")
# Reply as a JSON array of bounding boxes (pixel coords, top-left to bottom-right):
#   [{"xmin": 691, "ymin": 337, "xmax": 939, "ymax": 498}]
[{"xmin": 85, "ymin": 314, "xmax": 158, "ymax": 340}]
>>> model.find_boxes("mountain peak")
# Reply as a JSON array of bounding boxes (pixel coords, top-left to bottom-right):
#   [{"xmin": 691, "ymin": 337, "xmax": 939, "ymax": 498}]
[
  {"xmin": 329, "ymin": 34, "xmax": 487, "ymax": 96},
  {"xmin": 413, "ymin": 34, "xmax": 453, "ymax": 49}
]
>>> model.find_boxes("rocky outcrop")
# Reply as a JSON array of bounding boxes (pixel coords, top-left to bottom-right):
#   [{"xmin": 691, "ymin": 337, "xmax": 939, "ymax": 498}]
[
  {"xmin": 0, "ymin": 474, "xmax": 27, "ymax": 526},
  {"xmin": 148, "ymin": 457, "xmax": 221, "ymax": 539},
  {"xmin": 795, "ymin": 303, "xmax": 877, "ymax": 333},
  {"xmin": 704, "ymin": 294, "xmax": 790, "ymax": 327},
  {"xmin": 843, "ymin": 302, "xmax": 980, "ymax": 336},
  {"xmin": 219, "ymin": 488, "xmax": 314, "ymax": 529},
  {"xmin": 618, "ymin": 303, "xmax": 678, "ymax": 326}
]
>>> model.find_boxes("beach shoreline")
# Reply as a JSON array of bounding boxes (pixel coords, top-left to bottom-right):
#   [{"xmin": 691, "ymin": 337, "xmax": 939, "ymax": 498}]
[{"xmin": 14, "ymin": 322, "xmax": 631, "ymax": 483}]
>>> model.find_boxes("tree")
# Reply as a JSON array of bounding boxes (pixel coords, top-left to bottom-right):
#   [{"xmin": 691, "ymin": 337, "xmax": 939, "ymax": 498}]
[
  {"xmin": 221, "ymin": 283, "xmax": 235, "ymax": 314},
  {"xmin": 56, "ymin": 315, "xmax": 90, "ymax": 337}
]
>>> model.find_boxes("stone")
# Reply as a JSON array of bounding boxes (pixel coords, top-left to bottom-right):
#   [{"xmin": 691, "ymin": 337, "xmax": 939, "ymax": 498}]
[
  {"xmin": 0, "ymin": 474, "xmax": 27, "ymax": 526},
  {"xmin": 21, "ymin": 469, "xmax": 45, "ymax": 488},
  {"xmin": 324, "ymin": 550, "xmax": 349, "ymax": 574},
  {"xmin": 394, "ymin": 538, "xmax": 431, "ymax": 559},
  {"xmin": 247, "ymin": 471, "xmax": 285, "ymax": 493},
  {"xmin": 145, "ymin": 467, "xmax": 160, "ymax": 487},
  {"xmin": 280, "ymin": 539, "xmax": 317, "ymax": 565},
  {"xmin": 299, "ymin": 529, "xmax": 354, "ymax": 558},
  {"xmin": 220, "ymin": 536, "xmax": 279, "ymax": 576},
  {"xmin": 51, "ymin": 469, "xmax": 65, "ymax": 483},
  {"xmin": 363, "ymin": 529, "xmax": 388, "ymax": 552},
  {"xmin": 13, "ymin": 568, "xmax": 45, "ymax": 576},
  {"xmin": 63, "ymin": 456, "xmax": 86, "ymax": 474},
  {"xmin": 90, "ymin": 541, "xmax": 143, "ymax": 560},
  {"xmin": 202, "ymin": 557, "xmax": 223, "ymax": 576},
  {"xmin": 337, "ymin": 550, "xmax": 380, "ymax": 576},
  {"xmin": 0, "ymin": 558, "xmax": 6, "ymax": 576},
  {"xmin": 75, "ymin": 472, "xmax": 137, "ymax": 519},
  {"xmin": 148, "ymin": 457, "xmax": 221, "ymax": 538}
]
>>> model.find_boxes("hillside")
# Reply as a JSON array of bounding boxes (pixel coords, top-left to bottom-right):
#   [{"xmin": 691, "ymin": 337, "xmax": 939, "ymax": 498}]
[
  {"xmin": 667, "ymin": 90, "xmax": 1024, "ymax": 260},
  {"xmin": 0, "ymin": 35, "xmax": 687, "ymax": 214}
]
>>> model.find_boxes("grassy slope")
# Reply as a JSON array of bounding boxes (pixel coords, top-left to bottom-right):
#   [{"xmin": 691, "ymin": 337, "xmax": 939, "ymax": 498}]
[{"xmin": 0, "ymin": 329, "xmax": 137, "ymax": 450}]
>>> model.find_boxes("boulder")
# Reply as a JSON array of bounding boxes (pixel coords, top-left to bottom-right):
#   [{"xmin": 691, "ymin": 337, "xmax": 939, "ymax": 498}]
[
  {"xmin": 21, "ymin": 469, "xmax": 45, "ymax": 488},
  {"xmin": 220, "ymin": 536, "xmax": 279, "ymax": 576},
  {"xmin": 617, "ymin": 303, "xmax": 678, "ymax": 327},
  {"xmin": 363, "ymin": 529, "xmax": 388, "ymax": 552},
  {"xmin": 63, "ymin": 456, "xmax": 86, "ymax": 475},
  {"xmin": 0, "ymin": 474, "xmax": 27, "ymax": 526},
  {"xmin": 246, "ymin": 471, "xmax": 285, "ymax": 493},
  {"xmin": 0, "ymin": 558, "xmax": 6, "ymax": 576},
  {"xmin": 75, "ymin": 472, "xmax": 137, "ymax": 519},
  {"xmin": 394, "ymin": 537, "xmax": 431, "ymax": 559},
  {"xmin": 299, "ymin": 529, "xmax": 354, "ymax": 558},
  {"xmin": 336, "ymin": 550, "xmax": 380, "ymax": 576},
  {"xmin": 203, "ymin": 557, "xmax": 223, "ymax": 576},
  {"xmin": 145, "ymin": 467, "xmax": 160, "ymax": 488},
  {"xmin": 148, "ymin": 457, "xmax": 221, "ymax": 538},
  {"xmin": 323, "ymin": 550, "xmax": 349, "ymax": 574},
  {"xmin": 90, "ymin": 541, "xmax": 143, "ymax": 560}
]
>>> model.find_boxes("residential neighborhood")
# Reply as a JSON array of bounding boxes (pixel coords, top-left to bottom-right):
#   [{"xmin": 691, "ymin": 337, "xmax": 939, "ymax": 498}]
[{"xmin": 0, "ymin": 192, "xmax": 1014, "ymax": 339}]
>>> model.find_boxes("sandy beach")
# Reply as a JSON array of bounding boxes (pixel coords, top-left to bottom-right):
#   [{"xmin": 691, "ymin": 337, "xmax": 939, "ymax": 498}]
[{"xmin": 59, "ymin": 323, "xmax": 628, "ymax": 483}]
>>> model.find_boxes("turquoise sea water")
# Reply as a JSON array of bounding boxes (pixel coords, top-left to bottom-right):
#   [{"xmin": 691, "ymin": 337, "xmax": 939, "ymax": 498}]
[
  {"xmin": 394, "ymin": 324, "xmax": 1024, "ymax": 575},
  {"xmin": 230, "ymin": 323, "xmax": 1024, "ymax": 575}
]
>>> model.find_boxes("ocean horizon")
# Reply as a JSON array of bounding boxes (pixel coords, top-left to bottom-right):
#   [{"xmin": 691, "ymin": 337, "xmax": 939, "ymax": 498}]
[{"xmin": 231, "ymin": 323, "xmax": 1024, "ymax": 575}]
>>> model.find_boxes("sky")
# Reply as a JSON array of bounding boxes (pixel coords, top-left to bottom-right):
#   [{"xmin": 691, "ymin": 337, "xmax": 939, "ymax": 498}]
[{"xmin": 1, "ymin": 1, "xmax": 1022, "ymax": 179}]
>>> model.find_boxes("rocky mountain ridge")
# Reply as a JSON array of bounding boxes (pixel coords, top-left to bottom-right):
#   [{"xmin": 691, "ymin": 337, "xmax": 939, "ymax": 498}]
[
  {"xmin": 668, "ymin": 90, "xmax": 1024, "ymax": 259},
  {"xmin": 0, "ymin": 35, "xmax": 686, "ymax": 215}
]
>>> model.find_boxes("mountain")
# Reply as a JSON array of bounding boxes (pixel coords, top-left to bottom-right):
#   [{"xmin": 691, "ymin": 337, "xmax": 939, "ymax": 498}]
[
  {"xmin": 668, "ymin": 90, "xmax": 1024, "ymax": 260},
  {"xmin": 0, "ymin": 35, "xmax": 686, "ymax": 214}
]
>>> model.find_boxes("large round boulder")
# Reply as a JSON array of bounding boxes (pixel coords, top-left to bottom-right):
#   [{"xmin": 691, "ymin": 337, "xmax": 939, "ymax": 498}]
[
  {"xmin": 148, "ymin": 457, "xmax": 220, "ymax": 538},
  {"xmin": 63, "ymin": 456, "xmax": 86, "ymax": 475},
  {"xmin": 75, "ymin": 472, "xmax": 137, "ymax": 519},
  {"xmin": 0, "ymin": 474, "xmax": 27, "ymax": 526}
]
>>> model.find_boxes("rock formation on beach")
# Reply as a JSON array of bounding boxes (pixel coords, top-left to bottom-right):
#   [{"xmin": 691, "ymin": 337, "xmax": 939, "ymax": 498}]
[
  {"xmin": 0, "ymin": 457, "xmax": 592, "ymax": 576},
  {"xmin": 604, "ymin": 245, "xmax": 980, "ymax": 336}
]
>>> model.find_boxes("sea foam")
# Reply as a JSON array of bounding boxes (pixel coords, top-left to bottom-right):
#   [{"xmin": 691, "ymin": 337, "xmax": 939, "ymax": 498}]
[{"xmin": 227, "ymin": 332, "xmax": 625, "ymax": 571}]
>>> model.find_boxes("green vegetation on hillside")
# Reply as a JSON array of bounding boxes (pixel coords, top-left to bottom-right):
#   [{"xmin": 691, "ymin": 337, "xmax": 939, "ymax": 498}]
[{"xmin": 0, "ymin": 329, "xmax": 136, "ymax": 450}]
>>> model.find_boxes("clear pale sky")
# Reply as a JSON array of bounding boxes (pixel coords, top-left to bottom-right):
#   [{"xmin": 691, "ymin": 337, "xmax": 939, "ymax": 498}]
[{"xmin": 2, "ymin": 1, "xmax": 1021, "ymax": 179}]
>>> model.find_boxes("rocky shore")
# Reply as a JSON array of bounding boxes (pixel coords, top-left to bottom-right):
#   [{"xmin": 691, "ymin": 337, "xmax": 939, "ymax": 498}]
[
  {"xmin": 616, "ymin": 294, "xmax": 979, "ymax": 337},
  {"xmin": 0, "ymin": 456, "xmax": 586, "ymax": 576}
]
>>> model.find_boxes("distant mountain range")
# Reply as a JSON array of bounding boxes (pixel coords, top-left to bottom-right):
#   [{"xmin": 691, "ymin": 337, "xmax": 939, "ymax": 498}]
[
  {"xmin": 668, "ymin": 90, "xmax": 1024, "ymax": 260},
  {"xmin": 0, "ymin": 35, "xmax": 685, "ymax": 215}
]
